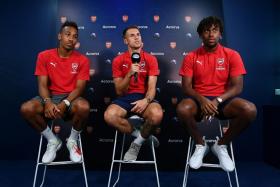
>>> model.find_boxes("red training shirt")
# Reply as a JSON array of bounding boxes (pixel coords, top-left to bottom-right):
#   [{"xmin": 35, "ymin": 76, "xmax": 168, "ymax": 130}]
[
  {"xmin": 112, "ymin": 50, "xmax": 159, "ymax": 94},
  {"xmin": 35, "ymin": 49, "xmax": 90, "ymax": 95},
  {"xmin": 179, "ymin": 44, "xmax": 246, "ymax": 96}
]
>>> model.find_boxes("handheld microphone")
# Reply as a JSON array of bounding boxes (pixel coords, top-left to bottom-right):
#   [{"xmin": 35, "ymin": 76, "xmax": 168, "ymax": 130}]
[{"xmin": 131, "ymin": 52, "xmax": 141, "ymax": 83}]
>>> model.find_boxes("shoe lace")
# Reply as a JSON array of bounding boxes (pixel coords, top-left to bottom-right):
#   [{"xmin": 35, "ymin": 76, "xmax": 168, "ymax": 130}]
[
  {"xmin": 193, "ymin": 144, "xmax": 205, "ymax": 155},
  {"xmin": 129, "ymin": 143, "xmax": 140, "ymax": 154},
  {"xmin": 46, "ymin": 141, "xmax": 58, "ymax": 151}
]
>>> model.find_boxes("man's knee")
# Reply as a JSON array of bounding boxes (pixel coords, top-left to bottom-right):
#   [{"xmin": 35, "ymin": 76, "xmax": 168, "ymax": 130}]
[
  {"xmin": 241, "ymin": 102, "xmax": 257, "ymax": 121},
  {"xmin": 104, "ymin": 108, "xmax": 118, "ymax": 126},
  {"xmin": 20, "ymin": 101, "xmax": 37, "ymax": 118},
  {"xmin": 176, "ymin": 101, "xmax": 196, "ymax": 119},
  {"xmin": 146, "ymin": 107, "xmax": 163, "ymax": 126},
  {"xmin": 74, "ymin": 99, "xmax": 90, "ymax": 115}
]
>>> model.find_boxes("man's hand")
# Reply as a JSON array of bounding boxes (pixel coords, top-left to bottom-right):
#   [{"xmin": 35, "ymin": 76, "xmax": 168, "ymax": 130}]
[
  {"xmin": 55, "ymin": 102, "xmax": 67, "ymax": 118},
  {"xmin": 129, "ymin": 63, "xmax": 140, "ymax": 77},
  {"xmin": 200, "ymin": 97, "xmax": 219, "ymax": 117},
  {"xmin": 44, "ymin": 102, "xmax": 60, "ymax": 119},
  {"xmin": 130, "ymin": 99, "xmax": 149, "ymax": 114}
]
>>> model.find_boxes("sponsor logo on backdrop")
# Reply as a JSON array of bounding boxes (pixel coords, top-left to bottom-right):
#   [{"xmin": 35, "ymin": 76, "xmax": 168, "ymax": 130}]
[
  {"xmin": 86, "ymin": 52, "xmax": 99, "ymax": 56},
  {"xmin": 71, "ymin": 63, "xmax": 79, "ymax": 74},
  {"xmin": 170, "ymin": 42, "xmax": 176, "ymax": 49},
  {"xmin": 90, "ymin": 32, "xmax": 96, "ymax": 38},
  {"xmin": 153, "ymin": 15, "xmax": 160, "ymax": 23},
  {"xmin": 90, "ymin": 16, "xmax": 97, "ymax": 22},
  {"xmin": 75, "ymin": 42, "xmax": 80, "ymax": 49},
  {"xmin": 183, "ymin": 52, "xmax": 189, "ymax": 56},
  {"xmin": 153, "ymin": 32, "xmax": 160, "ymax": 39},
  {"xmin": 90, "ymin": 69, "xmax": 95, "ymax": 76},
  {"xmin": 60, "ymin": 16, "xmax": 67, "ymax": 23},
  {"xmin": 168, "ymin": 139, "xmax": 183, "ymax": 143},
  {"xmin": 186, "ymin": 33, "xmax": 192, "ymax": 38},
  {"xmin": 150, "ymin": 52, "xmax": 164, "ymax": 56},
  {"xmin": 99, "ymin": 138, "xmax": 114, "ymax": 143},
  {"xmin": 105, "ymin": 59, "xmax": 112, "ymax": 64},
  {"xmin": 102, "ymin": 25, "xmax": 117, "ymax": 29},
  {"xmin": 166, "ymin": 25, "xmax": 180, "ymax": 29},
  {"xmin": 101, "ymin": 79, "xmax": 114, "ymax": 84},
  {"xmin": 104, "ymin": 97, "xmax": 111, "ymax": 104},
  {"xmin": 170, "ymin": 59, "xmax": 177, "ymax": 64},
  {"xmin": 88, "ymin": 87, "xmax": 94, "ymax": 94},
  {"xmin": 122, "ymin": 15, "xmax": 128, "ymax": 22},
  {"xmin": 156, "ymin": 87, "xmax": 161, "ymax": 93},
  {"xmin": 90, "ymin": 108, "xmax": 98, "ymax": 112},
  {"xmin": 138, "ymin": 25, "xmax": 148, "ymax": 29},
  {"xmin": 185, "ymin": 16, "xmax": 192, "ymax": 22},
  {"xmin": 105, "ymin": 41, "xmax": 112, "ymax": 49},
  {"xmin": 167, "ymin": 80, "xmax": 181, "ymax": 84},
  {"xmin": 78, "ymin": 26, "xmax": 85, "ymax": 30},
  {"xmin": 171, "ymin": 97, "xmax": 178, "ymax": 105}
]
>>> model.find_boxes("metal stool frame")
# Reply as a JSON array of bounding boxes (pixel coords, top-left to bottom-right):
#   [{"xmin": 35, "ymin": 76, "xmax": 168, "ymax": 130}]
[{"xmin": 182, "ymin": 119, "xmax": 240, "ymax": 187}]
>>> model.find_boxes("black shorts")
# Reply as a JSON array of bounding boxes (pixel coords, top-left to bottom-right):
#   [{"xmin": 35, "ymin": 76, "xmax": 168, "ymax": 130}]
[{"xmin": 184, "ymin": 96, "xmax": 234, "ymax": 122}]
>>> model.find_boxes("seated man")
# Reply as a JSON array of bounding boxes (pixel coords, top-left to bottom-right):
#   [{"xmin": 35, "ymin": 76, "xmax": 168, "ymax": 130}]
[
  {"xmin": 104, "ymin": 25, "xmax": 163, "ymax": 161},
  {"xmin": 20, "ymin": 21, "xmax": 90, "ymax": 163},
  {"xmin": 176, "ymin": 16, "xmax": 257, "ymax": 171}
]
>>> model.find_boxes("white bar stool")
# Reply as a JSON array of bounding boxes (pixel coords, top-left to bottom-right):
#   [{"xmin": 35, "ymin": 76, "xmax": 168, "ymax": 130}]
[
  {"xmin": 182, "ymin": 118, "xmax": 240, "ymax": 187},
  {"xmin": 32, "ymin": 119, "xmax": 88, "ymax": 187},
  {"xmin": 108, "ymin": 115, "xmax": 160, "ymax": 187}
]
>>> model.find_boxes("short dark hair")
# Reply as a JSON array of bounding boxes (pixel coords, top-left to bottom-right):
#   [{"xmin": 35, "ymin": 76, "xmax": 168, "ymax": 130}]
[
  {"xmin": 60, "ymin": 21, "xmax": 78, "ymax": 33},
  {"xmin": 122, "ymin": 25, "xmax": 139, "ymax": 38},
  {"xmin": 197, "ymin": 16, "xmax": 223, "ymax": 35}
]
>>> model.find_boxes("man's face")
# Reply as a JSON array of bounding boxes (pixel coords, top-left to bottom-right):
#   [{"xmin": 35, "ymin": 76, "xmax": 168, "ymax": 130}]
[
  {"xmin": 58, "ymin": 26, "xmax": 78, "ymax": 50},
  {"xmin": 200, "ymin": 24, "xmax": 221, "ymax": 49},
  {"xmin": 124, "ymin": 28, "xmax": 142, "ymax": 50}
]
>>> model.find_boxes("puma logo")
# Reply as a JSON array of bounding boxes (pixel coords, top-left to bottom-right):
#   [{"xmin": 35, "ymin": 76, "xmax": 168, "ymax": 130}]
[
  {"xmin": 50, "ymin": 62, "xmax": 56, "ymax": 67},
  {"xmin": 196, "ymin": 60, "xmax": 202, "ymax": 65}
]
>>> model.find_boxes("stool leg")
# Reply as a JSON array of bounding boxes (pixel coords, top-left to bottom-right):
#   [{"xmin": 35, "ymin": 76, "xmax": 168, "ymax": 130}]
[
  {"xmin": 113, "ymin": 133, "xmax": 126, "ymax": 187},
  {"xmin": 39, "ymin": 165, "xmax": 47, "ymax": 187},
  {"xmin": 182, "ymin": 136, "xmax": 193, "ymax": 187},
  {"xmin": 33, "ymin": 135, "xmax": 43, "ymax": 187},
  {"xmin": 78, "ymin": 134, "xmax": 88, "ymax": 187},
  {"xmin": 230, "ymin": 142, "xmax": 240, "ymax": 187},
  {"xmin": 151, "ymin": 140, "xmax": 160, "ymax": 187}
]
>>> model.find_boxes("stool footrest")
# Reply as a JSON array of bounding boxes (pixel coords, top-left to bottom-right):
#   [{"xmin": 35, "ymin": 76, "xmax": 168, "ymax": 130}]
[{"xmin": 38, "ymin": 161, "xmax": 83, "ymax": 166}]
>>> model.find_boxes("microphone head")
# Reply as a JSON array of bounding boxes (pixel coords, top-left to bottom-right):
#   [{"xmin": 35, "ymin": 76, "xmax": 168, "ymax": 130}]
[{"xmin": 131, "ymin": 52, "xmax": 141, "ymax": 64}]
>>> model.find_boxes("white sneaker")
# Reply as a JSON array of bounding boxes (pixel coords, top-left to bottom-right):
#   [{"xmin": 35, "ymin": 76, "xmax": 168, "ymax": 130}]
[
  {"xmin": 211, "ymin": 139, "xmax": 235, "ymax": 172},
  {"xmin": 123, "ymin": 142, "xmax": 141, "ymax": 161},
  {"xmin": 189, "ymin": 143, "xmax": 209, "ymax": 169},
  {"xmin": 66, "ymin": 139, "xmax": 82, "ymax": 163},
  {"xmin": 42, "ymin": 138, "xmax": 62, "ymax": 164}
]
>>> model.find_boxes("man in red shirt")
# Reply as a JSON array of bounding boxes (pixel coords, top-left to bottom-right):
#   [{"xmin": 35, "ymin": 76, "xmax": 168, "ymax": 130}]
[
  {"xmin": 20, "ymin": 21, "xmax": 90, "ymax": 163},
  {"xmin": 177, "ymin": 16, "xmax": 257, "ymax": 171},
  {"xmin": 104, "ymin": 25, "xmax": 163, "ymax": 161}
]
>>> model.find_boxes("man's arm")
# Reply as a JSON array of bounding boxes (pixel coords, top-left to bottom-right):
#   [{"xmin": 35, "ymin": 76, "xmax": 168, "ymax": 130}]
[
  {"xmin": 38, "ymin": 76, "xmax": 58, "ymax": 119},
  {"xmin": 130, "ymin": 76, "xmax": 157, "ymax": 114},
  {"xmin": 144, "ymin": 76, "xmax": 157, "ymax": 102},
  {"xmin": 114, "ymin": 63, "xmax": 139, "ymax": 96},
  {"xmin": 64, "ymin": 79, "xmax": 87, "ymax": 102},
  {"xmin": 215, "ymin": 75, "xmax": 243, "ymax": 102},
  {"xmin": 38, "ymin": 76, "xmax": 51, "ymax": 100}
]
